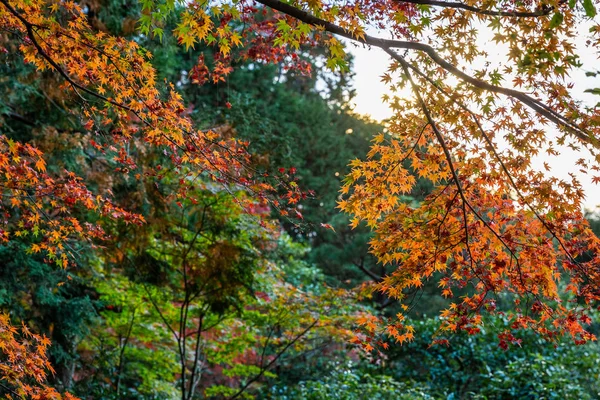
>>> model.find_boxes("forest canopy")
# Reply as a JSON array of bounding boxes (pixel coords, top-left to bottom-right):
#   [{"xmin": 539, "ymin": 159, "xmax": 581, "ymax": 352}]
[{"xmin": 2, "ymin": 0, "xmax": 600, "ymax": 398}]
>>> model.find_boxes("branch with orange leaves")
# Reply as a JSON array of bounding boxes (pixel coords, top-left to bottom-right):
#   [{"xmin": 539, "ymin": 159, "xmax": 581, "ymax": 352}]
[
  {"xmin": 0, "ymin": 0, "xmax": 308, "ymax": 221},
  {"xmin": 254, "ymin": 0, "xmax": 593, "ymax": 147}
]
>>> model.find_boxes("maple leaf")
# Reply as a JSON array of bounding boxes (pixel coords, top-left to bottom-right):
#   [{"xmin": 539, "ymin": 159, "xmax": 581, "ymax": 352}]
[{"xmin": 35, "ymin": 158, "xmax": 46, "ymax": 172}]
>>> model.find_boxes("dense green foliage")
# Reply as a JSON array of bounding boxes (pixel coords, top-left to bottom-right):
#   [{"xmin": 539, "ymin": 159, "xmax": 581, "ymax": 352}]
[{"xmin": 267, "ymin": 314, "xmax": 600, "ymax": 399}]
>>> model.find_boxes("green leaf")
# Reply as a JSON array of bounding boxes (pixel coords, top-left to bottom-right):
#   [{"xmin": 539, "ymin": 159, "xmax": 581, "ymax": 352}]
[
  {"xmin": 138, "ymin": 14, "xmax": 152, "ymax": 35},
  {"xmin": 549, "ymin": 12, "xmax": 563, "ymax": 29},
  {"xmin": 152, "ymin": 27, "xmax": 164, "ymax": 41},
  {"xmin": 583, "ymin": 0, "xmax": 596, "ymax": 17}
]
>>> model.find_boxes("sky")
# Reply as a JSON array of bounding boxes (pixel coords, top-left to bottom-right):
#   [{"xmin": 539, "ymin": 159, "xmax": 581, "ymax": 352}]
[
  {"xmin": 348, "ymin": 44, "xmax": 393, "ymax": 122},
  {"xmin": 345, "ymin": 27, "xmax": 600, "ymax": 211}
]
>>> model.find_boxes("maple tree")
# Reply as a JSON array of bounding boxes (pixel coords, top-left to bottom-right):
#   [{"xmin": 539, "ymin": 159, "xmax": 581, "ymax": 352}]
[{"xmin": 2, "ymin": 0, "xmax": 600, "ymax": 394}]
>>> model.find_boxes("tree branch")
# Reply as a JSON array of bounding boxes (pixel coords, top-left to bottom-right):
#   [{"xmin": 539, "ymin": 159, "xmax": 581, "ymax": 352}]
[
  {"xmin": 116, "ymin": 307, "xmax": 137, "ymax": 396},
  {"xmin": 403, "ymin": 58, "xmax": 579, "ymax": 265},
  {"xmin": 395, "ymin": 0, "xmax": 552, "ymax": 17},
  {"xmin": 397, "ymin": 52, "xmax": 503, "ymax": 294},
  {"xmin": 255, "ymin": 0, "xmax": 592, "ymax": 146},
  {"xmin": 227, "ymin": 319, "xmax": 318, "ymax": 400},
  {"xmin": 354, "ymin": 258, "xmax": 382, "ymax": 282}
]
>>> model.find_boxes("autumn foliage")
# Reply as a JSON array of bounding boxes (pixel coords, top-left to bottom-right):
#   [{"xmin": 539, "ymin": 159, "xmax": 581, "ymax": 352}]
[
  {"xmin": 0, "ymin": 314, "xmax": 78, "ymax": 399},
  {"xmin": 2, "ymin": 0, "xmax": 600, "ymax": 395}
]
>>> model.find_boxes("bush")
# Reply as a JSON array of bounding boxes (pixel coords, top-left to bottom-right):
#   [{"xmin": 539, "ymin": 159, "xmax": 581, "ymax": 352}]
[{"xmin": 266, "ymin": 361, "xmax": 434, "ymax": 400}]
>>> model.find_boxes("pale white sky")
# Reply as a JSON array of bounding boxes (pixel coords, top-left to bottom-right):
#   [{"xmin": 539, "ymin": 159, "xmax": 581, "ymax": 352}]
[
  {"xmin": 348, "ymin": 44, "xmax": 393, "ymax": 121},
  {"xmin": 346, "ymin": 26, "xmax": 600, "ymax": 211}
]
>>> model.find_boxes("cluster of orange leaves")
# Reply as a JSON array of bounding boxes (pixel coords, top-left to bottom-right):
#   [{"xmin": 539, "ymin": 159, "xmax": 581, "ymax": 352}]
[
  {"xmin": 341, "ymin": 54, "xmax": 600, "ymax": 349},
  {"xmin": 0, "ymin": 135, "xmax": 142, "ymax": 268},
  {"xmin": 0, "ymin": 314, "xmax": 79, "ymax": 399},
  {"xmin": 0, "ymin": 0, "xmax": 308, "ymax": 264}
]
